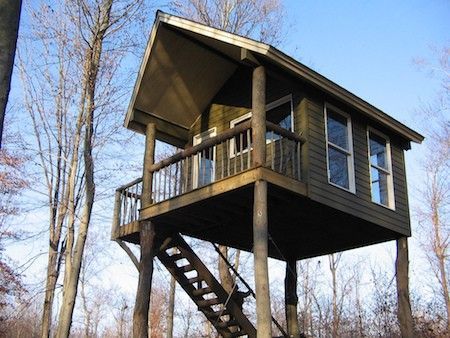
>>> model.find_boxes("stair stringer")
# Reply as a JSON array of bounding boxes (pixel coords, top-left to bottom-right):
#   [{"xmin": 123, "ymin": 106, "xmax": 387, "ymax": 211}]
[{"xmin": 157, "ymin": 233, "xmax": 257, "ymax": 338}]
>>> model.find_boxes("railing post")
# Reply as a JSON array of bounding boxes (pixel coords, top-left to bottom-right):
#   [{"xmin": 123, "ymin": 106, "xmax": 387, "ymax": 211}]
[
  {"xmin": 133, "ymin": 122, "xmax": 156, "ymax": 338},
  {"xmin": 142, "ymin": 123, "xmax": 156, "ymax": 207},
  {"xmin": 252, "ymin": 65, "xmax": 272, "ymax": 338},
  {"xmin": 111, "ymin": 189, "xmax": 122, "ymax": 239}
]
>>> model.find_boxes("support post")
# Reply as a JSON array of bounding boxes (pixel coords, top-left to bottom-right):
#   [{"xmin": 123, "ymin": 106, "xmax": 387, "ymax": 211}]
[
  {"xmin": 252, "ymin": 65, "xmax": 272, "ymax": 338},
  {"xmin": 285, "ymin": 259, "xmax": 300, "ymax": 338},
  {"xmin": 395, "ymin": 236, "xmax": 414, "ymax": 338},
  {"xmin": 133, "ymin": 123, "xmax": 156, "ymax": 338}
]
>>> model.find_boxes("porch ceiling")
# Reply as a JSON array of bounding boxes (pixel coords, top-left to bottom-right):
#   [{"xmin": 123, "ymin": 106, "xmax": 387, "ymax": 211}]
[{"xmin": 128, "ymin": 23, "xmax": 238, "ymax": 146}]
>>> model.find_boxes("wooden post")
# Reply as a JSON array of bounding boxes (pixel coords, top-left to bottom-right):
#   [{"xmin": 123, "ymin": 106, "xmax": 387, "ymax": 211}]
[
  {"xmin": 141, "ymin": 123, "xmax": 156, "ymax": 207},
  {"xmin": 133, "ymin": 123, "xmax": 156, "ymax": 338},
  {"xmin": 395, "ymin": 236, "xmax": 414, "ymax": 338},
  {"xmin": 252, "ymin": 65, "xmax": 272, "ymax": 338},
  {"xmin": 285, "ymin": 259, "xmax": 300, "ymax": 338}
]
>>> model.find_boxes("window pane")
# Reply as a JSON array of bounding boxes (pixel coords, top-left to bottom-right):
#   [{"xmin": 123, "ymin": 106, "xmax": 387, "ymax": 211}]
[
  {"xmin": 371, "ymin": 166, "xmax": 389, "ymax": 205},
  {"xmin": 328, "ymin": 147, "xmax": 349, "ymax": 189},
  {"xmin": 327, "ymin": 110, "xmax": 348, "ymax": 149},
  {"xmin": 267, "ymin": 101, "xmax": 291, "ymax": 130},
  {"xmin": 233, "ymin": 118, "xmax": 251, "ymax": 153},
  {"xmin": 199, "ymin": 157, "xmax": 214, "ymax": 186},
  {"xmin": 369, "ymin": 133, "xmax": 387, "ymax": 169}
]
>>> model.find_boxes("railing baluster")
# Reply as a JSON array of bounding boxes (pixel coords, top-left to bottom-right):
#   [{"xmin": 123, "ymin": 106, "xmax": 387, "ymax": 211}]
[
  {"xmin": 233, "ymin": 137, "xmax": 237, "ymax": 175},
  {"xmin": 163, "ymin": 167, "xmax": 167, "ymax": 200},
  {"xmin": 221, "ymin": 142, "xmax": 224, "ymax": 180},
  {"xmin": 158, "ymin": 169, "xmax": 163, "ymax": 202},
  {"xmin": 209, "ymin": 146, "xmax": 213, "ymax": 181},
  {"xmin": 297, "ymin": 141, "xmax": 301, "ymax": 180},
  {"xmin": 226, "ymin": 139, "xmax": 230, "ymax": 177},
  {"xmin": 291, "ymin": 139, "xmax": 295, "ymax": 178},
  {"xmin": 279, "ymin": 136, "xmax": 283, "ymax": 173},
  {"xmin": 168, "ymin": 164, "xmax": 172, "ymax": 198},
  {"xmin": 271, "ymin": 131, "xmax": 275, "ymax": 170},
  {"xmin": 247, "ymin": 129, "xmax": 251, "ymax": 169},
  {"xmin": 239, "ymin": 132, "xmax": 243, "ymax": 172}
]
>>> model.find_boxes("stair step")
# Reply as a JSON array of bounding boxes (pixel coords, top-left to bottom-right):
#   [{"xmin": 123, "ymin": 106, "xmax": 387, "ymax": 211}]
[
  {"xmin": 203, "ymin": 309, "xmax": 230, "ymax": 319},
  {"xmin": 178, "ymin": 264, "xmax": 195, "ymax": 272},
  {"xmin": 216, "ymin": 319, "xmax": 239, "ymax": 329},
  {"xmin": 192, "ymin": 287, "xmax": 213, "ymax": 297},
  {"xmin": 185, "ymin": 276, "xmax": 202, "ymax": 285},
  {"xmin": 169, "ymin": 253, "xmax": 184, "ymax": 261},
  {"xmin": 230, "ymin": 330, "xmax": 247, "ymax": 337},
  {"xmin": 197, "ymin": 298, "xmax": 222, "ymax": 308}
]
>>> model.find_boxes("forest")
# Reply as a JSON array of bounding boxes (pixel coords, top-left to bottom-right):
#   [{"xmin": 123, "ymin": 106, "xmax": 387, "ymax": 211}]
[{"xmin": 0, "ymin": 0, "xmax": 448, "ymax": 337}]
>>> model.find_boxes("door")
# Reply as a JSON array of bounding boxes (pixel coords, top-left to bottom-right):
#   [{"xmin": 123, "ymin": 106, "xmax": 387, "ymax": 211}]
[{"xmin": 193, "ymin": 128, "xmax": 217, "ymax": 188}]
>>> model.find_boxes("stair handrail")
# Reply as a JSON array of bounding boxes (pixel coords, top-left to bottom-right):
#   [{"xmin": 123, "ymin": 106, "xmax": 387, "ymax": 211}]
[{"xmin": 211, "ymin": 243, "xmax": 289, "ymax": 338}]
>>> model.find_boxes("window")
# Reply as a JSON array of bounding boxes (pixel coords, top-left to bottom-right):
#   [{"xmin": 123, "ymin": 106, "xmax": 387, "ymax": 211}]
[
  {"xmin": 324, "ymin": 104, "xmax": 355, "ymax": 192},
  {"xmin": 230, "ymin": 112, "xmax": 252, "ymax": 157},
  {"xmin": 229, "ymin": 95, "xmax": 294, "ymax": 155},
  {"xmin": 266, "ymin": 95, "xmax": 294, "ymax": 140},
  {"xmin": 368, "ymin": 129, "xmax": 395, "ymax": 209},
  {"xmin": 193, "ymin": 128, "xmax": 216, "ymax": 188}
]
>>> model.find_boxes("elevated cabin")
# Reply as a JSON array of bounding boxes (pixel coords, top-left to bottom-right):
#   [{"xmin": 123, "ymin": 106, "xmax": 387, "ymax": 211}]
[{"xmin": 112, "ymin": 11, "xmax": 423, "ymax": 338}]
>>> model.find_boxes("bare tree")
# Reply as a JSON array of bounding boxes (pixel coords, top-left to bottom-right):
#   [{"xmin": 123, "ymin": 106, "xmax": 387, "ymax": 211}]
[
  {"xmin": 415, "ymin": 47, "xmax": 450, "ymax": 334},
  {"xmin": 0, "ymin": 0, "xmax": 22, "ymax": 147},
  {"xmin": 18, "ymin": 0, "xmax": 149, "ymax": 336},
  {"xmin": 169, "ymin": 0, "xmax": 286, "ymax": 45}
]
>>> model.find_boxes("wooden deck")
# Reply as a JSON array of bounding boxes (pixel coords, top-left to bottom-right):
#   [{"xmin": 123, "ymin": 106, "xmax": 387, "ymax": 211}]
[{"xmin": 113, "ymin": 167, "xmax": 399, "ymax": 260}]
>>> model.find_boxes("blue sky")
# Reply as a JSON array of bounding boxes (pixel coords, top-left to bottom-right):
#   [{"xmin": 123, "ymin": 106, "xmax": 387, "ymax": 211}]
[{"xmin": 280, "ymin": 0, "xmax": 449, "ymax": 127}]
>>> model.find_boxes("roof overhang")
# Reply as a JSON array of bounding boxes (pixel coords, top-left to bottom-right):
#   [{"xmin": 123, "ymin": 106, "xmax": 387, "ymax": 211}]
[{"xmin": 125, "ymin": 11, "xmax": 424, "ymax": 146}]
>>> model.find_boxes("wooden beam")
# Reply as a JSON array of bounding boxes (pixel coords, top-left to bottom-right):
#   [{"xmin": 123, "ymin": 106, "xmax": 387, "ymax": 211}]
[
  {"xmin": 142, "ymin": 123, "xmax": 156, "ymax": 207},
  {"xmin": 285, "ymin": 259, "xmax": 300, "ymax": 338},
  {"xmin": 252, "ymin": 65, "xmax": 272, "ymax": 338},
  {"xmin": 395, "ymin": 236, "xmax": 414, "ymax": 338},
  {"xmin": 133, "ymin": 123, "xmax": 156, "ymax": 338},
  {"xmin": 133, "ymin": 221, "xmax": 156, "ymax": 338}
]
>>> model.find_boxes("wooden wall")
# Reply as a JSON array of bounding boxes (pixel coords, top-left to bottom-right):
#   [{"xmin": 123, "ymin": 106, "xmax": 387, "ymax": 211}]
[{"xmin": 186, "ymin": 64, "xmax": 411, "ymax": 236}]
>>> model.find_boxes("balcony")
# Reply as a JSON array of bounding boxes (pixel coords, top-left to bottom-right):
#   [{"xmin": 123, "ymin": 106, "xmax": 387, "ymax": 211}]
[{"xmin": 112, "ymin": 121, "xmax": 309, "ymax": 256}]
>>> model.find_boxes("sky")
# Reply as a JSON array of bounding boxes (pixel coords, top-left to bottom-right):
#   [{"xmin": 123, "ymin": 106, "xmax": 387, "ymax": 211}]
[
  {"xmin": 280, "ymin": 0, "xmax": 448, "ymax": 125},
  {"xmin": 5, "ymin": 0, "xmax": 450, "ymax": 327}
]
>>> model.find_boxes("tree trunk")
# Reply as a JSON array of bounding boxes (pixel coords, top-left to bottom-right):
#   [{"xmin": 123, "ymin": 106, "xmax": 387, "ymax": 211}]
[
  {"xmin": 329, "ymin": 253, "xmax": 341, "ymax": 338},
  {"xmin": 166, "ymin": 274, "xmax": 176, "ymax": 338},
  {"xmin": 0, "ymin": 0, "xmax": 22, "ymax": 147},
  {"xmin": 252, "ymin": 64, "xmax": 271, "ymax": 338},
  {"xmin": 395, "ymin": 237, "xmax": 414, "ymax": 338},
  {"xmin": 41, "ymin": 245, "xmax": 60, "ymax": 338},
  {"xmin": 55, "ymin": 2, "xmax": 113, "ymax": 336},
  {"xmin": 133, "ymin": 221, "xmax": 156, "ymax": 338},
  {"xmin": 285, "ymin": 259, "xmax": 300, "ymax": 338},
  {"xmin": 218, "ymin": 245, "xmax": 234, "ymax": 293}
]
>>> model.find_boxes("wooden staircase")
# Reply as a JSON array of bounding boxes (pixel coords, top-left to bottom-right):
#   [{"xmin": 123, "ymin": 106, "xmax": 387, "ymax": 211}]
[{"xmin": 157, "ymin": 233, "xmax": 257, "ymax": 338}]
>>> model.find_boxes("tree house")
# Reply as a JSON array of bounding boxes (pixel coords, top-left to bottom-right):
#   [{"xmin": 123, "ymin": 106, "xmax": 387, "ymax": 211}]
[{"xmin": 112, "ymin": 11, "xmax": 423, "ymax": 338}]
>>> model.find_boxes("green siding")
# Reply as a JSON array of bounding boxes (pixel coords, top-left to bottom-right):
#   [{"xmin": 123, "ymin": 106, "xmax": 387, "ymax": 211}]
[{"xmin": 186, "ymin": 66, "xmax": 411, "ymax": 237}]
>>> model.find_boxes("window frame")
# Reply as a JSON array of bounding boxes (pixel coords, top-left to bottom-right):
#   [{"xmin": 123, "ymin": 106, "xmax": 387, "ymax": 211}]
[
  {"xmin": 230, "ymin": 112, "xmax": 252, "ymax": 157},
  {"xmin": 324, "ymin": 103, "xmax": 356, "ymax": 193},
  {"xmin": 192, "ymin": 127, "xmax": 217, "ymax": 189},
  {"xmin": 367, "ymin": 127, "xmax": 395, "ymax": 210},
  {"xmin": 229, "ymin": 94, "xmax": 294, "ymax": 157}
]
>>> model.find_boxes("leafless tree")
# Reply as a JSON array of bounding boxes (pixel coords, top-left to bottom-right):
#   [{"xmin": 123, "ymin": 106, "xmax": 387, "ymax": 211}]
[
  {"xmin": 0, "ymin": 0, "xmax": 22, "ymax": 148},
  {"xmin": 169, "ymin": 0, "xmax": 287, "ymax": 46},
  {"xmin": 415, "ymin": 47, "xmax": 450, "ymax": 335},
  {"xmin": 17, "ymin": 0, "xmax": 149, "ymax": 336}
]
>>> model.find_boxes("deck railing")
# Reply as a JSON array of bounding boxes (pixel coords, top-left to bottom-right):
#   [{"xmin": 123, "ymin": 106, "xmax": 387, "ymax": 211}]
[
  {"xmin": 150, "ymin": 120, "xmax": 253, "ymax": 203},
  {"xmin": 112, "ymin": 177, "xmax": 142, "ymax": 235},
  {"xmin": 112, "ymin": 120, "xmax": 305, "ymax": 230}
]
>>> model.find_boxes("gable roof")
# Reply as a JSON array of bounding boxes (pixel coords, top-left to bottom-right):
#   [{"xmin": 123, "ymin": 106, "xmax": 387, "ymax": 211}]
[{"xmin": 125, "ymin": 11, "xmax": 423, "ymax": 146}]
